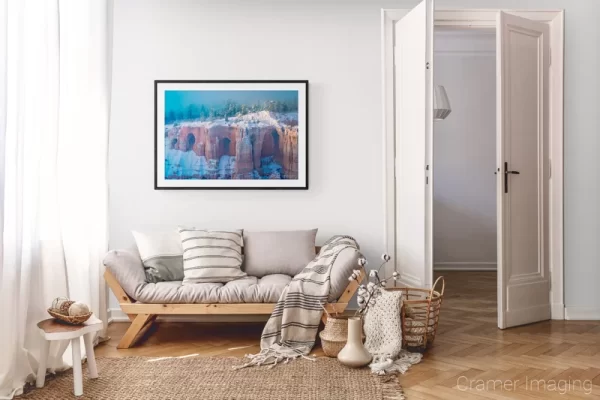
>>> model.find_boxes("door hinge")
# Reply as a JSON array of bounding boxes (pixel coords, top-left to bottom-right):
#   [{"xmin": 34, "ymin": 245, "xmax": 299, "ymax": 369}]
[
  {"xmin": 426, "ymin": 164, "xmax": 429, "ymax": 184},
  {"xmin": 426, "ymin": 62, "xmax": 430, "ymax": 70}
]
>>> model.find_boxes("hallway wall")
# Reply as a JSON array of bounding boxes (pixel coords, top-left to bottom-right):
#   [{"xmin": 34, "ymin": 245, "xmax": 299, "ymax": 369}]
[{"xmin": 433, "ymin": 30, "xmax": 497, "ymax": 270}]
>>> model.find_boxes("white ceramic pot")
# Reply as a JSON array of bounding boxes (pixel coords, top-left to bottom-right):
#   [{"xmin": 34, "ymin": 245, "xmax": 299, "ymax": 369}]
[{"xmin": 337, "ymin": 316, "xmax": 372, "ymax": 368}]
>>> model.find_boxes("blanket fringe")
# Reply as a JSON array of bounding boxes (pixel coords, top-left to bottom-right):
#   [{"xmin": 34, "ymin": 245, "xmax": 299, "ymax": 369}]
[
  {"xmin": 369, "ymin": 350, "xmax": 422, "ymax": 376},
  {"xmin": 381, "ymin": 375, "xmax": 406, "ymax": 400},
  {"xmin": 234, "ymin": 344, "xmax": 315, "ymax": 370}
]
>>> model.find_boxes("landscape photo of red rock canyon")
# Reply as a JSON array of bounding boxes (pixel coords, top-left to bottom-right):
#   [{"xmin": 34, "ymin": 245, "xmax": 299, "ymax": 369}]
[{"xmin": 163, "ymin": 89, "xmax": 300, "ymax": 182}]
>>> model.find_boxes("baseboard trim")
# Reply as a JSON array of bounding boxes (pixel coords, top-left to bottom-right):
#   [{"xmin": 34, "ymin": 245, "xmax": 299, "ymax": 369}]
[
  {"xmin": 107, "ymin": 308, "xmax": 115, "ymax": 324},
  {"xmin": 434, "ymin": 262, "xmax": 497, "ymax": 271},
  {"xmin": 108, "ymin": 308, "xmax": 127, "ymax": 323},
  {"xmin": 107, "ymin": 308, "xmax": 271, "ymax": 323},
  {"xmin": 551, "ymin": 303, "xmax": 565, "ymax": 320},
  {"xmin": 564, "ymin": 307, "xmax": 600, "ymax": 321}
]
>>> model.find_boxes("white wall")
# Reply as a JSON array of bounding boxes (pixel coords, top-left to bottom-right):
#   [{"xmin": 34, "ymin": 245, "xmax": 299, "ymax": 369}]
[
  {"xmin": 108, "ymin": 0, "xmax": 402, "ymax": 310},
  {"xmin": 110, "ymin": 0, "xmax": 600, "ymax": 315},
  {"xmin": 433, "ymin": 31, "xmax": 497, "ymax": 270}
]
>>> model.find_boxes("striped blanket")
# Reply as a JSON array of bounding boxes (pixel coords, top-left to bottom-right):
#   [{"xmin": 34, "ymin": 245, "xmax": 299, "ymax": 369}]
[{"xmin": 237, "ymin": 235, "xmax": 360, "ymax": 368}]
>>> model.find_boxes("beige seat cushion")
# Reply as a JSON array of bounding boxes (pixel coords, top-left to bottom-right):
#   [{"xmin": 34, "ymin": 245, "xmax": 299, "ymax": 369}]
[
  {"xmin": 103, "ymin": 245, "xmax": 362, "ymax": 303},
  {"xmin": 132, "ymin": 274, "xmax": 291, "ymax": 304}
]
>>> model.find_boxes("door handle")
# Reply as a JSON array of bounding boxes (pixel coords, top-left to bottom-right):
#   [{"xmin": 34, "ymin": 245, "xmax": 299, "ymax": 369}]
[{"xmin": 504, "ymin": 162, "xmax": 520, "ymax": 193}]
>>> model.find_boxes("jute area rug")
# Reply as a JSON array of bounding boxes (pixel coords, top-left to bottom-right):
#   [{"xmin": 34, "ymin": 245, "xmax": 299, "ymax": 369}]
[{"xmin": 20, "ymin": 357, "xmax": 405, "ymax": 400}]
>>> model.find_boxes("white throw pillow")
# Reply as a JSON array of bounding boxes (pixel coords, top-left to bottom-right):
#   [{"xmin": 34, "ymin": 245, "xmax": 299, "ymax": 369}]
[
  {"xmin": 132, "ymin": 230, "xmax": 184, "ymax": 282},
  {"xmin": 178, "ymin": 228, "xmax": 247, "ymax": 284}
]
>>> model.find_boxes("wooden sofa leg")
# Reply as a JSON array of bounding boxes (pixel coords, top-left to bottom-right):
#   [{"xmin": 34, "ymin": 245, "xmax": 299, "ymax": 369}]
[{"xmin": 117, "ymin": 314, "xmax": 156, "ymax": 349}]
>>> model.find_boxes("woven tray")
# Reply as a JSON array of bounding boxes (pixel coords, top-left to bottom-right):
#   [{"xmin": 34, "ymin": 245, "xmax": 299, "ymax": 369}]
[{"xmin": 47, "ymin": 308, "xmax": 92, "ymax": 325}]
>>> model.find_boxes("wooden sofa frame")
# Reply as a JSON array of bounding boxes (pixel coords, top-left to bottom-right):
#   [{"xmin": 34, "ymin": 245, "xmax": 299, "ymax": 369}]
[{"xmin": 104, "ymin": 249, "xmax": 365, "ymax": 349}]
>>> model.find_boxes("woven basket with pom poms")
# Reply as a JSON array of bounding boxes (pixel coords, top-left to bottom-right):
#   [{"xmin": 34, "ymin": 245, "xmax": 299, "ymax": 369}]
[
  {"xmin": 48, "ymin": 297, "xmax": 92, "ymax": 325},
  {"xmin": 47, "ymin": 308, "xmax": 92, "ymax": 325}
]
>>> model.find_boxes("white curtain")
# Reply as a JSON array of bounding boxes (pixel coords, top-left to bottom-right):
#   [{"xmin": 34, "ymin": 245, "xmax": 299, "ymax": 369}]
[{"xmin": 0, "ymin": 0, "xmax": 111, "ymax": 398}]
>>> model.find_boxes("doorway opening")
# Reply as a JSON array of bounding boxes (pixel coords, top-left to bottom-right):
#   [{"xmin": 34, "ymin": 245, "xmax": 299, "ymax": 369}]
[
  {"xmin": 433, "ymin": 27, "xmax": 497, "ymax": 314},
  {"xmin": 384, "ymin": 6, "xmax": 564, "ymax": 329}
]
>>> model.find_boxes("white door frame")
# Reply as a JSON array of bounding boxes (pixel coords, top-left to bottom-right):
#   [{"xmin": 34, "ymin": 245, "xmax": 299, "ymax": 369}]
[{"xmin": 382, "ymin": 9, "xmax": 565, "ymax": 320}]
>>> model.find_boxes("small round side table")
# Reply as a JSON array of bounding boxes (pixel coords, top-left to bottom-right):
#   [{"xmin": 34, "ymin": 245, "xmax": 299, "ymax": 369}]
[{"xmin": 36, "ymin": 316, "xmax": 103, "ymax": 397}]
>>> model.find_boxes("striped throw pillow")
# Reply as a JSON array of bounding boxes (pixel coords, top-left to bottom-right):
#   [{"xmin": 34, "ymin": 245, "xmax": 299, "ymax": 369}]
[{"xmin": 178, "ymin": 228, "xmax": 247, "ymax": 284}]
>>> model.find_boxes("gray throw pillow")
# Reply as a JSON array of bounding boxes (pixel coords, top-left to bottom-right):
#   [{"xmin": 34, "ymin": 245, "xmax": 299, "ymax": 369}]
[
  {"xmin": 243, "ymin": 229, "xmax": 318, "ymax": 277},
  {"xmin": 132, "ymin": 230, "xmax": 184, "ymax": 283}
]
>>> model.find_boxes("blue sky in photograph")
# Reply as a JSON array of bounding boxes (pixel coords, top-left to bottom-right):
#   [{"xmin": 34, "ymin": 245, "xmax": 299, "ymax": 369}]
[{"xmin": 165, "ymin": 90, "xmax": 298, "ymax": 114}]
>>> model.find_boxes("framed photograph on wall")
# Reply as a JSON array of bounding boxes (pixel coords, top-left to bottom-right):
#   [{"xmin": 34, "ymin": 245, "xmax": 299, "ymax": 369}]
[{"xmin": 155, "ymin": 80, "xmax": 308, "ymax": 189}]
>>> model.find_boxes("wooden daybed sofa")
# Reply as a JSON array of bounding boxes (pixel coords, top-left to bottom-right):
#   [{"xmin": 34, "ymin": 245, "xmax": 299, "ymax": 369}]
[{"xmin": 103, "ymin": 246, "xmax": 364, "ymax": 349}]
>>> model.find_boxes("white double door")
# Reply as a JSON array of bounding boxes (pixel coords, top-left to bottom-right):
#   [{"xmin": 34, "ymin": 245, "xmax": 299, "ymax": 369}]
[{"xmin": 394, "ymin": 1, "xmax": 551, "ymax": 329}]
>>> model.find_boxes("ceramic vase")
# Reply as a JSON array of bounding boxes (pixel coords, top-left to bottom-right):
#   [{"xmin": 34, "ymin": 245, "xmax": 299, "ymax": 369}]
[{"xmin": 337, "ymin": 316, "xmax": 372, "ymax": 368}]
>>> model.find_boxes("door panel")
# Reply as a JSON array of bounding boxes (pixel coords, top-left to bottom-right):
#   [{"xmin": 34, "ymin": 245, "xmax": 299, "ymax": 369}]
[
  {"xmin": 394, "ymin": 0, "xmax": 434, "ymax": 288},
  {"xmin": 497, "ymin": 12, "xmax": 550, "ymax": 328}
]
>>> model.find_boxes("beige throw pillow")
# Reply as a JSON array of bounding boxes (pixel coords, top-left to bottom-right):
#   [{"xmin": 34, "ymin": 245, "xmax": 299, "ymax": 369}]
[
  {"xmin": 178, "ymin": 228, "xmax": 246, "ymax": 284},
  {"xmin": 242, "ymin": 229, "xmax": 317, "ymax": 277}
]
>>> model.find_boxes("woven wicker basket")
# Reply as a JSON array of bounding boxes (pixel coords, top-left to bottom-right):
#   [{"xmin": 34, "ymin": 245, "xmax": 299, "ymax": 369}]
[
  {"xmin": 319, "ymin": 315, "xmax": 349, "ymax": 357},
  {"xmin": 47, "ymin": 308, "xmax": 92, "ymax": 325},
  {"xmin": 386, "ymin": 276, "xmax": 445, "ymax": 352}
]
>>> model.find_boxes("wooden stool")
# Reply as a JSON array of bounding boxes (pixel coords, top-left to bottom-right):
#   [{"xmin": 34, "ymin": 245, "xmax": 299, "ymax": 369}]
[{"xmin": 36, "ymin": 316, "xmax": 103, "ymax": 397}]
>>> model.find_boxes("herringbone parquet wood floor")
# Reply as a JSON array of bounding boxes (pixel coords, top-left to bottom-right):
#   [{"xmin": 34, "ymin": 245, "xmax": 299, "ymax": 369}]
[{"xmin": 97, "ymin": 271, "xmax": 600, "ymax": 399}]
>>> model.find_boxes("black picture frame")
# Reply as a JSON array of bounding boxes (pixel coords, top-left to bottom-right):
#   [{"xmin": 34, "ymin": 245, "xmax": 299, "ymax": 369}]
[{"xmin": 154, "ymin": 80, "xmax": 308, "ymax": 190}]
